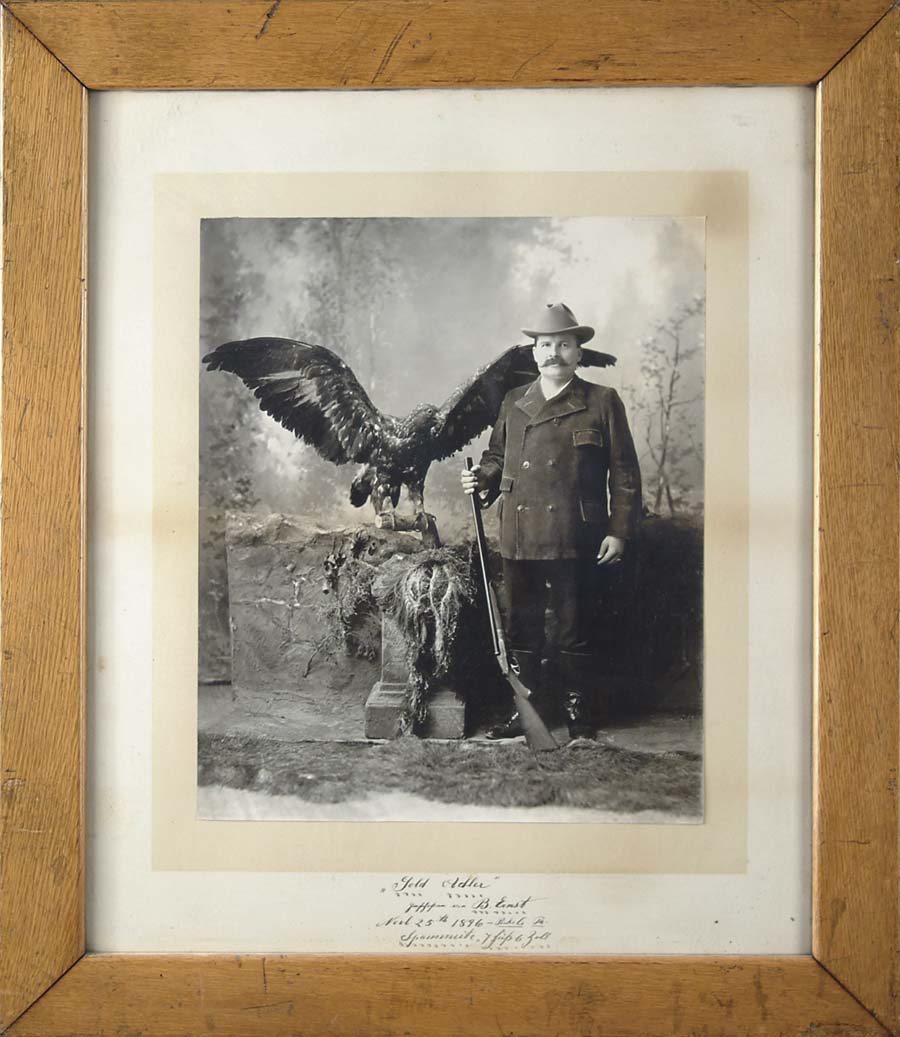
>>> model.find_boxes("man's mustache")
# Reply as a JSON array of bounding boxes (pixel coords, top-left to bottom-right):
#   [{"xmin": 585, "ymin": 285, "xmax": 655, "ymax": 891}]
[{"xmin": 540, "ymin": 358, "xmax": 566, "ymax": 366}]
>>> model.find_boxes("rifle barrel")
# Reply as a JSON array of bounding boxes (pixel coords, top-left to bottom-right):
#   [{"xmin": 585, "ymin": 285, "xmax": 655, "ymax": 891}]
[{"xmin": 466, "ymin": 456, "xmax": 500, "ymax": 656}]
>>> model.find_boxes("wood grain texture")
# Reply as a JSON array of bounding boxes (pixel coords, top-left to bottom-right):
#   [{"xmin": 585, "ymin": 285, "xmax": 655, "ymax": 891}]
[
  {"xmin": 0, "ymin": 8, "xmax": 86, "ymax": 1031},
  {"xmin": 815, "ymin": 6, "xmax": 900, "ymax": 1033},
  {"xmin": 0, "ymin": 1, "xmax": 893, "ymax": 1035},
  {"xmin": 7, "ymin": 953, "xmax": 890, "ymax": 1037},
  {"xmin": 1, "ymin": 0, "xmax": 893, "ymax": 90}
]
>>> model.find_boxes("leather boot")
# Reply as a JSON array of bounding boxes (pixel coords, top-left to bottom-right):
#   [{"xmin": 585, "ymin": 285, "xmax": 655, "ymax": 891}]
[
  {"xmin": 486, "ymin": 649, "xmax": 541, "ymax": 739},
  {"xmin": 559, "ymin": 651, "xmax": 597, "ymax": 739}
]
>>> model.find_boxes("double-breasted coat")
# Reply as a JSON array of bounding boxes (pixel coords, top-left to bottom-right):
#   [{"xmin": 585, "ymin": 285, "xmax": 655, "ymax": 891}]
[{"xmin": 479, "ymin": 375, "xmax": 642, "ymax": 560}]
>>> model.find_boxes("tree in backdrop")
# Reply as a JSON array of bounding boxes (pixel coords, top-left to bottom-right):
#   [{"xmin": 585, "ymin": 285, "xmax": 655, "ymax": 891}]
[
  {"xmin": 199, "ymin": 222, "xmax": 266, "ymax": 679},
  {"xmin": 286, "ymin": 219, "xmax": 402, "ymax": 392},
  {"xmin": 627, "ymin": 295, "xmax": 705, "ymax": 516},
  {"xmin": 200, "ymin": 234, "xmax": 265, "ymax": 515}
]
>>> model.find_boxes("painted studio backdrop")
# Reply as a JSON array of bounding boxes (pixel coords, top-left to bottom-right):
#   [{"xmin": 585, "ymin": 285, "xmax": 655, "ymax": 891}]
[{"xmin": 198, "ymin": 215, "xmax": 705, "ymax": 822}]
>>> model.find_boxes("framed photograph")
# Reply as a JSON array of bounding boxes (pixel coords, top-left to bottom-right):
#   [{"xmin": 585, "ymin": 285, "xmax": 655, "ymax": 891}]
[
  {"xmin": 191, "ymin": 202, "xmax": 711, "ymax": 826},
  {"xmin": 2, "ymin": 2, "xmax": 897, "ymax": 1035}
]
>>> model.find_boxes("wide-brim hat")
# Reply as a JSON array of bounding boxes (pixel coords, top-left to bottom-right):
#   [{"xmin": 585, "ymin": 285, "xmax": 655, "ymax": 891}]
[{"xmin": 522, "ymin": 302, "xmax": 594, "ymax": 344}]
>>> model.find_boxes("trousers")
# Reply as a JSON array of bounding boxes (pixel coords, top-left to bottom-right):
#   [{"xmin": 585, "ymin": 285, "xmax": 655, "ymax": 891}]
[{"xmin": 501, "ymin": 559, "xmax": 595, "ymax": 657}]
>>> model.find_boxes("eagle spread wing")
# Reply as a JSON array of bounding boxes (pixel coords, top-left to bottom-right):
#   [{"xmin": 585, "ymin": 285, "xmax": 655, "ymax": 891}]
[
  {"xmin": 202, "ymin": 337, "xmax": 386, "ymax": 465},
  {"xmin": 431, "ymin": 344, "xmax": 617, "ymax": 461}
]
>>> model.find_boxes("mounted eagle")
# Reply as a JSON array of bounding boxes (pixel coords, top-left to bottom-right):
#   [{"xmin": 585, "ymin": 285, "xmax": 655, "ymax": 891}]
[{"xmin": 202, "ymin": 334, "xmax": 616, "ymax": 546}]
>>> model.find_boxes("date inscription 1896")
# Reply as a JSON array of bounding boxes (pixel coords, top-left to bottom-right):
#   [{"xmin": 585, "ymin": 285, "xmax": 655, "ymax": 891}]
[{"xmin": 376, "ymin": 875, "xmax": 552, "ymax": 951}]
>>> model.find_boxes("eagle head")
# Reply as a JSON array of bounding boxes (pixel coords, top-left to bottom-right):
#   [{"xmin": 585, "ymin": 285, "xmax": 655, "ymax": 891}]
[{"xmin": 406, "ymin": 403, "xmax": 439, "ymax": 437}]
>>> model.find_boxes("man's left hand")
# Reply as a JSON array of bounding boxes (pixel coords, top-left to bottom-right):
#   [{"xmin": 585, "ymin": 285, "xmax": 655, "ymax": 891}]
[{"xmin": 596, "ymin": 536, "xmax": 626, "ymax": 566}]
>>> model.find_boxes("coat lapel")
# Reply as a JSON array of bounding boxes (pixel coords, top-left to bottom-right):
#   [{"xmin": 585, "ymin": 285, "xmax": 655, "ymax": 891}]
[
  {"xmin": 514, "ymin": 376, "xmax": 588, "ymax": 425},
  {"xmin": 513, "ymin": 379, "xmax": 545, "ymax": 421}
]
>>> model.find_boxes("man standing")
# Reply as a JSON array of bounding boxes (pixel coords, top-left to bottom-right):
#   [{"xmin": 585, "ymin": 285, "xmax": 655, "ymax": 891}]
[{"xmin": 461, "ymin": 303, "xmax": 642, "ymax": 739}]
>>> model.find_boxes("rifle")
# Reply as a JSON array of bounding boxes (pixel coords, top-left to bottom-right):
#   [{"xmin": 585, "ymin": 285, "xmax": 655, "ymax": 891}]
[{"xmin": 465, "ymin": 457, "xmax": 558, "ymax": 752}]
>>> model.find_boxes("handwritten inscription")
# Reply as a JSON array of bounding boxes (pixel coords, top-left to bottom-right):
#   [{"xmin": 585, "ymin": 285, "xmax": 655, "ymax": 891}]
[{"xmin": 377, "ymin": 875, "xmax": 552, "ymax": 951}]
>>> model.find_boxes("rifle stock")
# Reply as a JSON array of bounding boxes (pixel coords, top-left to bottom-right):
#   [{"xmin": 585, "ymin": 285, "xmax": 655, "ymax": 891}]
[{"xmin": 465, "ymin": 457, "xmax": 558, "ymax": 752}]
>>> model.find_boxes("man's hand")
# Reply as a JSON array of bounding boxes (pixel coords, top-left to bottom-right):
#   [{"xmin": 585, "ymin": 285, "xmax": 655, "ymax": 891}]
[
  {"xmin": 596, "ymin": 535, "xmax": 626, "ymax": 566},
  {"xmin": 460, "ymin": 464, "xmax": 488, "ymax": 496}
]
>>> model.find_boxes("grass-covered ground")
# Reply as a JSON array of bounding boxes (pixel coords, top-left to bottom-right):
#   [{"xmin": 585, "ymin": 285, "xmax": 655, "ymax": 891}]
[{"xmin": 198, "ymin": 732, "xmax": 701, "ymax": 816}]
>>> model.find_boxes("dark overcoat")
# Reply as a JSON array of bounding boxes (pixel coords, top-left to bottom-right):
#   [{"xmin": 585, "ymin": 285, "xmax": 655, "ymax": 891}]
[{"xmin": 479, "ymin": 375, "xmax": 642, "ymax": 560}]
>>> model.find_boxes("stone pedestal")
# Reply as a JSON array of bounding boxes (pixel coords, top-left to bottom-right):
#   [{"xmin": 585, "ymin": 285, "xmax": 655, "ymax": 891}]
[
  {"xmin": 419, "ymin": 687, "xmax": 466, "ymax": 739},
  {"xmin": 363, "ymin": 683, "xmax": 410, "ymax": 740},
  {"xmin": 364, "ymin": 614, "xmax": 466, "ymax": 739},
  {"xmin": 364, "ymin": 614, "xmax": 409, "ymax": 739}
]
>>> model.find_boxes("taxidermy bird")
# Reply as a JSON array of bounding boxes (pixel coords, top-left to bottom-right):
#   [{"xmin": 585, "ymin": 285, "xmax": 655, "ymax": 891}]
[{"xmin": 203, "ymin": 337, "xmax": 616, "ymax": 546}]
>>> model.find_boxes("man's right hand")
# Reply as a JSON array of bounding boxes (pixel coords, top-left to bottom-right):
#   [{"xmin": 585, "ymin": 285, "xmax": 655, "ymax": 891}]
[{"xmin": 460, "ymin": 464, "xmax": 487, "ymax": 495}]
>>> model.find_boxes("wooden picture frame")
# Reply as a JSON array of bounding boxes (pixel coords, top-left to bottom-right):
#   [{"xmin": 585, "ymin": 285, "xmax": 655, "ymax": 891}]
[{"xmin": 1, "ymin": 2, "xmax": 897, "ymax": 1033}]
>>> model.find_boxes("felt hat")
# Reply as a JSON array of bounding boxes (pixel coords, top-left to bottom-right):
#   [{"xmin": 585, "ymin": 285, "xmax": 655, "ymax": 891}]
[{"xmin": 522, "ymin": 302, "xmax": 594, "ymax": 344}]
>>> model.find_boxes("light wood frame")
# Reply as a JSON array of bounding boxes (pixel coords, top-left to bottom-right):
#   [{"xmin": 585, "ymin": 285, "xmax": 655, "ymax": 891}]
[{"xmin": 0, "ymin": 2, "xmax": 897, "ymax": 1034}]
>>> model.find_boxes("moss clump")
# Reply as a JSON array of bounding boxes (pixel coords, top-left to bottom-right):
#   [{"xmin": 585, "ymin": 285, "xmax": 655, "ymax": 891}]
[{"xmin": 372, "ymin": 546, "xmax": 474, "ymax": 731}]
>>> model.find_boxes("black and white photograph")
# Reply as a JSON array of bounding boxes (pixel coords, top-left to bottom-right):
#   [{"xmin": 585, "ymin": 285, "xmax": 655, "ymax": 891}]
[{"xmin": 197, "ymin": 215, "xmax": 705, "ymax": 822}]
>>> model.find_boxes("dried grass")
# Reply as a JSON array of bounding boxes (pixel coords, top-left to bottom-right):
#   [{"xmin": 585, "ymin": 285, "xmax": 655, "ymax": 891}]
[{"xmin": 199, "ymin": 733, "xmax": 701, "ymax": 815}]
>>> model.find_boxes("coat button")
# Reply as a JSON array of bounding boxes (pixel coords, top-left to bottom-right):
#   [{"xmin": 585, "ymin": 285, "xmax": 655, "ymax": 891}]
[
  {"xmin": 516, "ymin": 504, "xmax": 525, "ymax": 512},
  {"xmin": 522, "ymin": 460, "xmax": 530, "ymax": 469},
  {"xmin": 547, "ymin": 459, "xmax": 556, "ymax": 466},
  {"xmin": 547, "ymin": 504, "xmax": 554, "ymax": 512},
  {"xmin": 553, "ymin": 418, "xmax": 561, "ymax": 425}
]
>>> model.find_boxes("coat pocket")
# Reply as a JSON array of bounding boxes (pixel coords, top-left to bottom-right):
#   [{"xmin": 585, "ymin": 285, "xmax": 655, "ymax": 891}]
[
  {"xmin": 573, "ymin": 428, "xmax": 604, "ymax": 449},
  {"xmin": 580, "ymin": 499, "xmax": 607, "ymax": 524},
  {"xmin": 498, "ymin": 475, "xmax": 514, "ymax": 521}
]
